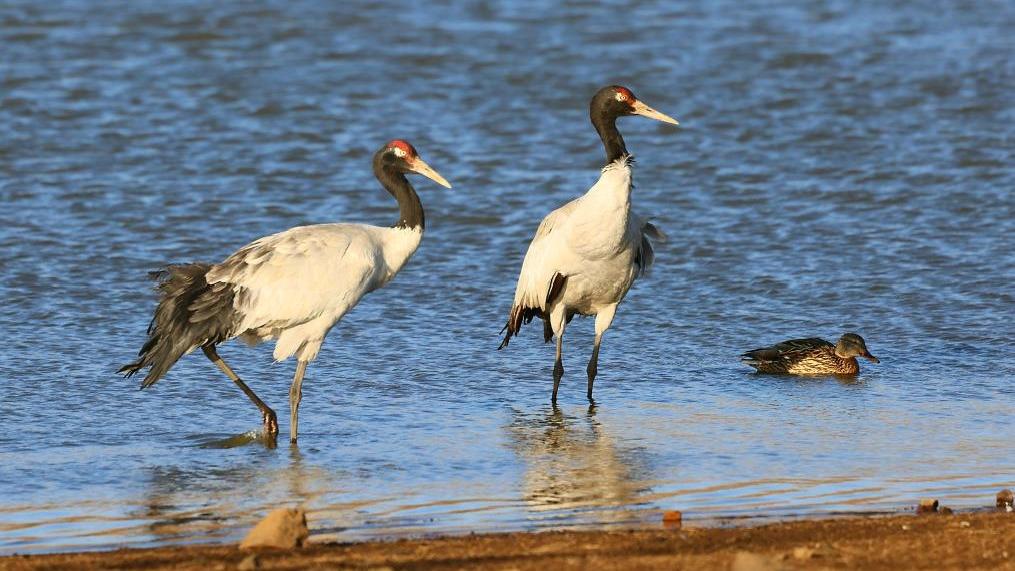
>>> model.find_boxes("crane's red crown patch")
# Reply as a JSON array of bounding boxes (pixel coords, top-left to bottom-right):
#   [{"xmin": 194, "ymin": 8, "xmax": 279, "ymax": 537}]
[
  {"xmin": 388, "ymin": 139, "xmax": 417, "ymax": 158},
  {"xmin": 614, "ymin": 86, "xmax": 635, "ymax": 102}
]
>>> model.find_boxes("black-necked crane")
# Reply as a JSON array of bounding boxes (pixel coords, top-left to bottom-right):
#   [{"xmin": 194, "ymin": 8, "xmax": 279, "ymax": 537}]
[
  {"xmin": 120, "ymin": 140, "xmax": 451, "ymax": 443},
  {"xmin": 499, "ymin": 85, "xmax": 678, "ymax": 403}
]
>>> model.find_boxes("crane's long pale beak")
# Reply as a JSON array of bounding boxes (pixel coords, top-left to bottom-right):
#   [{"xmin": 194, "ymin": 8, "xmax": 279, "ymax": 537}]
[
  {"xmin": 410, "ymin": 157, "xmax": 452, "ymax": 189},
  {"xmin": 632, "ymin": 100, "xmax": 679, "ymax": 125}
]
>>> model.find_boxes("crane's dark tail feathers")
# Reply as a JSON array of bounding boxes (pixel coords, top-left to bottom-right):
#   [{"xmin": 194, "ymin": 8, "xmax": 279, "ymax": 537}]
[
  {"xmin": 498, "ymin": 305, "xmax": 542, "ymax": 350},
  {"xmin": 119, "ymin": 263, "xmax": 238, "ymax": 388},
  {"xmin": 636, "ymin": 221, "xmax": 667, "ymax": 277},
  {"xmin": 498, "ymin": 274, "xmax": 567, "ymax": 350},
  {"xmin": 497, "ymin": 306, "xmax": 552, "ymax": 350}
]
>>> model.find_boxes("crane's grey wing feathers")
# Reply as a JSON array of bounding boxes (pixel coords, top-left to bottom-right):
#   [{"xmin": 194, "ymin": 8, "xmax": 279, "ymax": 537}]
[
  {"xmin": 119, "ymin": 263, "xmax": 238, "ymax": 388},
  {"xmin": 205, "ymin": 225, "xmax": 374, "ymax": 341},
  {"xmin": 633, "ymin": 214, "xmax": 667, "ymax": 276},
  {"xmin": 500, "ymin": 200, "xmax": 580, "ymax": 348},
  {"xmin": 642, "ymin": 221, "xmax": 667, "ymax": 242}
]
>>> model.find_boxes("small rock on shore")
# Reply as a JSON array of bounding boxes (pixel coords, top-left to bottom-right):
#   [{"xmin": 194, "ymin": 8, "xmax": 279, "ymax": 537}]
[
  {"xmin": 240, "ymin": 508, "xmax": 309, "ymax": 550},
  {"xmin": 998, "ymin": 489, "xmax": 1013, "ymax": 511}
]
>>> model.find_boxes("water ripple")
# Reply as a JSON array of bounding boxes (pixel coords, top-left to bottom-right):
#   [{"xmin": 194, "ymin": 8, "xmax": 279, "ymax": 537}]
[{"xmin": 0, "ymin": 0, "xmax": 1013, "ymax": 554}]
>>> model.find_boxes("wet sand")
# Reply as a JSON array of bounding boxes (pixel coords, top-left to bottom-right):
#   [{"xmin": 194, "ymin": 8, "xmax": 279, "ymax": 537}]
[{"xmin": 3, "ymin": 511, "xmax": 1011, "ymax": 570}]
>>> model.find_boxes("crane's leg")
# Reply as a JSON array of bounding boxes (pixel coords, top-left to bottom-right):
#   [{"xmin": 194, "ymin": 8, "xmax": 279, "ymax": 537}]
[
  {"xmin": 553, "ymin": 335, "xmax": 565, "ymax": 404},
  {"xmin": 289, "ymin": 360, "xmax": 307, "ymax": 444},
  {"xmin": 587, "ymin": 304, "xmax": 617, "ymax": 402},
  {"xmin": 550, "ymin": 304, "xmax": 567, "ymax": 404},
  {"xmin": 202, "ymin": 345, "xmax": 278, "ymax": 435}
]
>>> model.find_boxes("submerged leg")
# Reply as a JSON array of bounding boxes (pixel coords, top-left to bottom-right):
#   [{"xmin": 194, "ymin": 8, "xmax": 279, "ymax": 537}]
[
  {"xmin": 587, "ymin": 305, "xmax": 617, "ymax": 402},
  {"xmin": 587, "ymin": 335, "xmax": 601, "ymax": 401},
  {"xmin": 289, "ymin": 360, "xmax": 307, "ymax": 444},
  {"xmin": 553, "ymin": 334, "xmax": 564, "ymax": 404},
  {"xmin": 550, "ymin": 305, "xmax": 567, "ymax": 404},
  {"xmin": 202, "ymin": 345, "xmax": 278, "ymax": 435}
]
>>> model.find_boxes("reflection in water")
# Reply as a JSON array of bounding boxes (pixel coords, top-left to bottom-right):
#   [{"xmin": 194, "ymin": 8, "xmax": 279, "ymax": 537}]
[
  {"xmin": 136, "ymin": 441, "xmax": 330, "ymax": 544},
  {"xmin": 507, "ymin": 406, "xmax": 653, "ymax": 524},
  {"xmin": 749, "ymin": 372, "xmax": 867, "ymax": 388},
  {"xmin": 197, "ymin": 430, "xmax": 278, "ymax": 450}
]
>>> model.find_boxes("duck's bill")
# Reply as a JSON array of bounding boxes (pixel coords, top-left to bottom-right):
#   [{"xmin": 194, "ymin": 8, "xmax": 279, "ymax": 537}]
[
  {"xmin": 632, "ymin": 100, "xmax": 679, "ymax": 125},
  {"xmin": 411, "ymin": 158, "xmax": 452, "ymax": 189},
  {"xmin": 863, "ymin": 352, "xmax": 880, "ymax": 363}
]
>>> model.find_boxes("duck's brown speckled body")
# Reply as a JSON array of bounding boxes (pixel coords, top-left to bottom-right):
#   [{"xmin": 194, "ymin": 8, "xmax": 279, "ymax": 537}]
[{"xmin": 741, "ymin": 333, "xmax": 879, "ymax": 376}]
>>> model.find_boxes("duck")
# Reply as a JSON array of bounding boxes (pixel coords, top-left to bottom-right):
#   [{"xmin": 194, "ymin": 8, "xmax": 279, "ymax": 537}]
[{"xmin": 741, "ymin": 333, "xmax": 880, "ymax": 375}]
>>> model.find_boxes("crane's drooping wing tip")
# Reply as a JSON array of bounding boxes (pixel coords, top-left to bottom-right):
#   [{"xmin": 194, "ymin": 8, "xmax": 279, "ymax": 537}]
[{"xmin": 643, "ymin": 221, "xmax": 669, "ymax": 242}]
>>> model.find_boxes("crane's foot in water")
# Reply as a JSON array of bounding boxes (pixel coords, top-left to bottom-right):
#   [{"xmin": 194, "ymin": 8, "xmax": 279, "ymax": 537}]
[{"xmin": 263, "ymin": 409, "xmax": 279, "ymax": 436}]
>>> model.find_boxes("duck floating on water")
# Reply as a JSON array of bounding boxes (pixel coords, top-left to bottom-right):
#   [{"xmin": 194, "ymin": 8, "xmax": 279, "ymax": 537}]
[{"xmin": 741, "ymin": 333, "xmax": 880, "ymax": 375}]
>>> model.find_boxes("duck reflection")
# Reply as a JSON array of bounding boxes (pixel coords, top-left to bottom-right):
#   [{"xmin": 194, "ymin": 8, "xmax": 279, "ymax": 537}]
[{"xmin": 507, "ymin": 405, "xmax": 650, "ymax": 522}]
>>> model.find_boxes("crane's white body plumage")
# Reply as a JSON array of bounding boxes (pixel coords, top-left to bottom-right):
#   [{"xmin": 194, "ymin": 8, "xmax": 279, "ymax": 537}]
[
  {"xmin": 499, "ymin": 86, "xmax": 675, "ymax": 403},
  {"xmin": 121, "ymin": 138, "xmax": 449, "ymax": 442},
  {"xmin": 501, "ymin": 153, "xmax": 666, "ymax": 403},
  {"xmin": 509, "ymin": 155, "xmax": 664, "ymax": 342},
  {"xmin": 208, "ymin": 223, "xmax": 423, "ymax": 362},
  {"xmin": 511, "ymin": 158, "xmax": 654, "ymax": 322}
]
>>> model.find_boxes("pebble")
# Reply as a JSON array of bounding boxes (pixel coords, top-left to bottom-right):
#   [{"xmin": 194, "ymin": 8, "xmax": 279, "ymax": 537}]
[
  {"xmin": 917, "ymin": 499, "xmax": 938, "ymax": 514},
  {"xmin": 997, "ymin": 489, "xmax": 1014, "ymax": 510},
  {"xmin": 959, "ymin": 521, "xmax": 971, "ymax": 528},
  {"xmin": 239, "ymin": 507, "xmax": 309, "ymax": 550},
  {"xmin": 662, "ymin": 510, "xmax": 683, "ymax": 526}
]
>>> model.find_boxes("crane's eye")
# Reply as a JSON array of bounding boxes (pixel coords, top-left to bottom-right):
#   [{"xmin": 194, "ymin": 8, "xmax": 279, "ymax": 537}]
[
  {"xmin": 392, "ymin": 147, "xmax": 407, "ymax": 158},
  {"xmin": 614, "ymin": 87, "xmax": 635, "ymax": 103}
]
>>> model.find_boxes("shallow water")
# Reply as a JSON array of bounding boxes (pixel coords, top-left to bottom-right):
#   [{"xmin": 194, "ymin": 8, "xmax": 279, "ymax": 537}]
[{"xmin": 1, "ymin": 0, "xmax": 1013, "ymax": 553}]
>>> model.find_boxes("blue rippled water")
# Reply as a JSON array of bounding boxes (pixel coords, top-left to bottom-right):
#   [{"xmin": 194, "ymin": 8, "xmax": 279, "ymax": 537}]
[{"xmin": 0, "ymin": 0, "xmax": 1012, "ymax": 552}]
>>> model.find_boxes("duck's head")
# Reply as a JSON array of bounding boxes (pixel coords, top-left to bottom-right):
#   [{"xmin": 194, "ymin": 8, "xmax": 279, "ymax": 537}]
[{"xmin": 834, "ymin": 333, "xmax": 879, "ymax": 363}]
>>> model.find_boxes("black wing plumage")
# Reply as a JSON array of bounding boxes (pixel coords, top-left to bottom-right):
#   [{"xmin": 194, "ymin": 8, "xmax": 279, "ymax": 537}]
[{"xmin": 741, "ymin": 338, "xmax": 832, "ymax": 365}]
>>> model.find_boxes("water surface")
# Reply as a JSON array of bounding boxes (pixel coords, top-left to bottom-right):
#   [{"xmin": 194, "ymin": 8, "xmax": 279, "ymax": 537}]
[{"xmin": 1, "ymin": 0, "xmax": 1013, "ymax": 553}]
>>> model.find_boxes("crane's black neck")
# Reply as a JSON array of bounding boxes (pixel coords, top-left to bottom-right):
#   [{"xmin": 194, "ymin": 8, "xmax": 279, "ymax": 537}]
[
  {"xmin": 373, "ymin": 155, "xmax": 424, "ymax": 231},
  {"xmin": 591, "ymin": 106, "xmax": 628, "ymax": 164}
]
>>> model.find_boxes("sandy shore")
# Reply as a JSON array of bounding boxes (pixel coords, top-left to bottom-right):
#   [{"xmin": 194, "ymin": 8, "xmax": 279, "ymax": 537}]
[{"xmin": 2, "ymin": 511, "xmax": 1012, "ymax": 570}]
